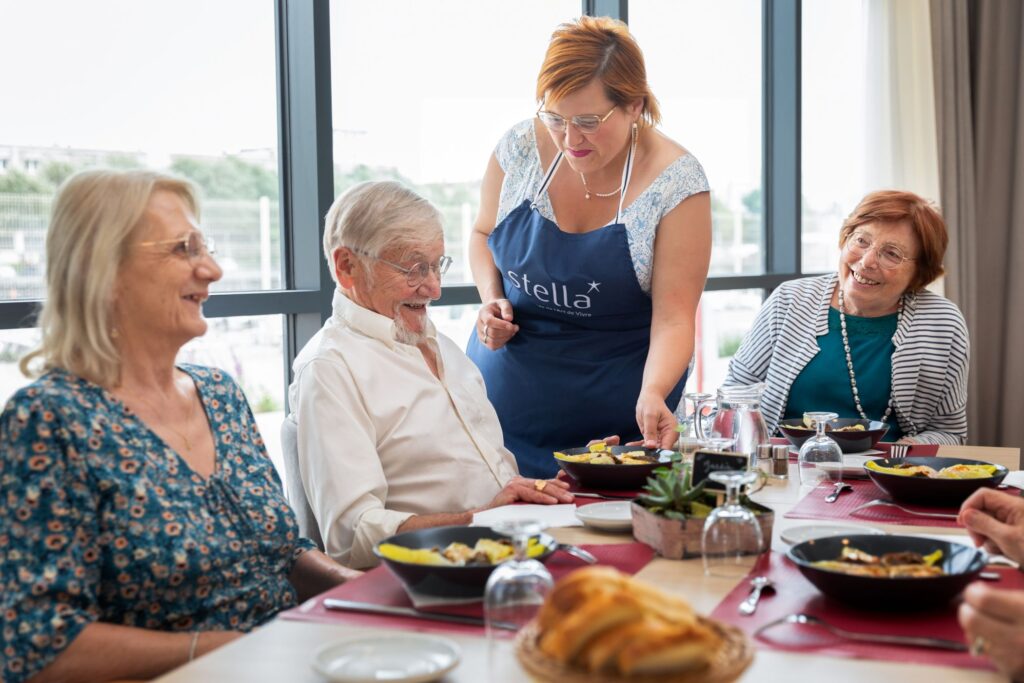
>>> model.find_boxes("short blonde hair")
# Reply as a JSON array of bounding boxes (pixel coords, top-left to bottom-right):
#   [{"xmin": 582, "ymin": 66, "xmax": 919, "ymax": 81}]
[
  {"xmin": 20, "ymin": 169, "xmax": 199, "ymax": 386},
  {"xmin": 322, "ymin": 181, "xmax": 443, "ymax": 284}
]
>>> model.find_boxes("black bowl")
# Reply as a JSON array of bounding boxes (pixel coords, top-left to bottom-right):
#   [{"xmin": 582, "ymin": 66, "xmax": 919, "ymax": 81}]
[
  {"xmin": 553, "ymin": 446, "xmax": 675, "ymax": 490},
  {"xmin": 865, "ymin": 456, "xmax": 1009, "ymax": 507},
  {"xmin": 373, "ymin": 525, "xmax": 556, "ymax": 598},
  {"xmin": 778, "ymin": 418, "xmax": 889, "ymax": 454},
  {"xmin": 788, "ymin": 534, "xmax": 986, "ymax": 609}
]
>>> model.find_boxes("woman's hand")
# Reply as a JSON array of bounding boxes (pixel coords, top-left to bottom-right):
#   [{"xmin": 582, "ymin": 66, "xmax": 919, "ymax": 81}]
[
  {"xmin": 958, "ymin": 489, "xmax": 1024, "ymax": 563},
  {"xmin": 635, "ymin": 391, "xmax": 678, "ymax": 449},
  {"xmin": 485, "ymin": 476, "xmax": 574, "ymax": 507},
  {"xmin": 958, "ymin": 583, "xmax": 1024, "ymax": 679},
  {"xmin": 476, "ymin": 298, "xmax": 519, "ymax": 350}
]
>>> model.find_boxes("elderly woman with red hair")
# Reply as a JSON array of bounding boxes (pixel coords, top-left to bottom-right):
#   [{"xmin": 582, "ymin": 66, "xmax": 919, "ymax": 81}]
[{"xmin": 725, "ymin": 190, "xmax": 969, "ymax": 445}]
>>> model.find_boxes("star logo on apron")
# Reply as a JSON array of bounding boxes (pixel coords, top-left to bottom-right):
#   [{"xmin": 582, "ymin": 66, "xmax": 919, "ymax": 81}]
[{"xmin": 587, "ymin": 281, "xmax": 601, "ymax": 293}]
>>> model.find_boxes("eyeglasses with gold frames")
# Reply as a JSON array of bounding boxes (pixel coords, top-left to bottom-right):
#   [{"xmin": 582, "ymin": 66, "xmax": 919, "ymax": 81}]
[
  {"xmin": 352, "ymin": 249, "xmax": 452, "ymax": 287},
  {"xmin": 536, "ymin": 106, "xmax": 617, "ymax": 135},
  {"xmin": 845, "ymin": 231, "xmax": 916, "ymax": 269},
  {"xmin": 137, "ymin": 231, "xmax": 216, "ymax": 262}
]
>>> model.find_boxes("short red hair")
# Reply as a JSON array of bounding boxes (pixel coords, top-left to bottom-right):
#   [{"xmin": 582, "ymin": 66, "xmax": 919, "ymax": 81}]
[
  {"xmin": 839, "ymin": 190, "xmax": 948, "ymax": 291},
  {"xmin": 536, "ymin": 16, "xmax": 660, "ymax": 128}
]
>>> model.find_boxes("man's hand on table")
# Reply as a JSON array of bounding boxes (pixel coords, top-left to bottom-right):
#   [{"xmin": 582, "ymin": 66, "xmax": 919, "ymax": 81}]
[
  {"xmin": 958, "ymin": 582, "xmax": 1024, "ymax": 680},
  {"xmin": 485, "ymin": 476, "xmax": 575, "ymax": 508},
  {"xmin": 959, "ymin": 488, "xmax": 1024, "ymax": 563}
]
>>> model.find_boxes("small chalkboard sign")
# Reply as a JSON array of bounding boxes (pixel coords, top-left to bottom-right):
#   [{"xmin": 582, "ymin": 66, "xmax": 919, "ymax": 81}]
[{"xmin": 692, "ymin": 449, "xmax": 751, "ymax": 490}]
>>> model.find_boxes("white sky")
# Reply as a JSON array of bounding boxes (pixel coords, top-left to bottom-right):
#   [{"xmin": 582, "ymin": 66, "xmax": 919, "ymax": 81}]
[{"xmin": 0, "ymin": 0, "xmax": 865, "ymax": 209}]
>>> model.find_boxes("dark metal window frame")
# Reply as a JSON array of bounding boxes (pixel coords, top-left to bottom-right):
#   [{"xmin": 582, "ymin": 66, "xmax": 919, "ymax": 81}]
[{"xmin": 0, "ymin": 0, "xmax": 802, "ymax": 398}]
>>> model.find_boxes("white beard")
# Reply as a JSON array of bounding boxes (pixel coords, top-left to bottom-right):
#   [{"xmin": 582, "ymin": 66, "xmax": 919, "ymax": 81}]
[{"xmin": 392, "ymin": 303, "xmax": 429, "ymax": 345}]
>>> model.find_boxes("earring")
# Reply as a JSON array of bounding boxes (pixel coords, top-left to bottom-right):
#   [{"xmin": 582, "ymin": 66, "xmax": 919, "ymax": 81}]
[
  {"xmin": 110, "ymin": 327, "xmax": 119, "ymax": 340},
  {"xmin": 631, "ymin": 122, "xmax": 638, "ymax": 145}
]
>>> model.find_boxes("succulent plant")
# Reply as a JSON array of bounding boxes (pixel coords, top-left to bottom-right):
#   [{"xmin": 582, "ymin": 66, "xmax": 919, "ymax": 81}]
[
  {"xmin": 635, "ymin": 456, "xmax": 712, "ymax": 521},
  {"xmin": 635, "ymin": 454, "xmax": 763, "ymax": 521}
]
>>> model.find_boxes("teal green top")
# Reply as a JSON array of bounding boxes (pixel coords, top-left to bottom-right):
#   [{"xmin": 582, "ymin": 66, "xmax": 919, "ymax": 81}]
[{"xmin": 785, "ymin": 307, "xmax": 904, "ymax": 442}]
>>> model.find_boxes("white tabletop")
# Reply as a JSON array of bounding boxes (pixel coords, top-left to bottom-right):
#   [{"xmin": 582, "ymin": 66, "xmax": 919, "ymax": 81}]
[{"xmin": 155, "ymin": 444, "xmax": 1020, "ymax": 683}]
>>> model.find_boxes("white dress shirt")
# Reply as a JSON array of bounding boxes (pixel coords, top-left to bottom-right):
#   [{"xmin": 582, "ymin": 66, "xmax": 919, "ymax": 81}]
[{"xmin": 287, "ymin": 289, "xmax": 520, "ymax": 568}]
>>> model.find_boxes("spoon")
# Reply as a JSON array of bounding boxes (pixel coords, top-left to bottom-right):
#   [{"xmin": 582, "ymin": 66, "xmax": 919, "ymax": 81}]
[
  {"xmin": 824, "ymin": 481, "xmax": 853, "ymax": 503},
  {"xmin": 738, "ymin": 576, "xmax": 775, "ymax": 616}
]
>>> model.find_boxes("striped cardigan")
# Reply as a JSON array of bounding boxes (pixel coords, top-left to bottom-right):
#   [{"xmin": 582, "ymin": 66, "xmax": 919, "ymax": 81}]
[{"xmin": 724, "ymin": 273, "xmax": 969, "ymax": 445}]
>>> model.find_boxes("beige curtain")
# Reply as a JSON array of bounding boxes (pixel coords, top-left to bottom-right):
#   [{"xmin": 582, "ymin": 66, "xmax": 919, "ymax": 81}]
[{"xmin": 931, "ymin": 0, "xmax": 1024, "ymax": 450}]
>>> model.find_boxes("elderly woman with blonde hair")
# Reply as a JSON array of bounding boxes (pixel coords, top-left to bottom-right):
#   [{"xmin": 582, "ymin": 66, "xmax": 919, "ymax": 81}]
[{"xmin": 0, "ymin": 169, "xmax": 357, "ymax": 683}]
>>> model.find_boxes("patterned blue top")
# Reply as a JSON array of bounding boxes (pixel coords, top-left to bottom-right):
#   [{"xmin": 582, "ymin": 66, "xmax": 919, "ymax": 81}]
[
  {"xmin": 495, "ymin": 120, "xmax": 711, "ymax": 294},
  {"xmin": 0, "ymin": 364, "xmax": 314, "ymax": 683}
]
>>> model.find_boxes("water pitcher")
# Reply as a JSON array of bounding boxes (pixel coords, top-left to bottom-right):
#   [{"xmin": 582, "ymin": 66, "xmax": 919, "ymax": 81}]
[{"xmin": 693, "ymin": 384, "xmax": 771, "ymax": 460}]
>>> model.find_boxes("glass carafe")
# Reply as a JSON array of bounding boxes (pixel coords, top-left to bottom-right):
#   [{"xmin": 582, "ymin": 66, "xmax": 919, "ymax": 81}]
[{"xmin": 693, "ymin": 384, "xmax": 771, "ymax": 462}]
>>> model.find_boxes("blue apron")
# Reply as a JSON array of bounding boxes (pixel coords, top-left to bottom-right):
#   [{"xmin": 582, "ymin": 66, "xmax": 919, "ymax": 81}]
[{"xmin": 467, "ymin": 139, "xmax": 687, "ymax": 478}]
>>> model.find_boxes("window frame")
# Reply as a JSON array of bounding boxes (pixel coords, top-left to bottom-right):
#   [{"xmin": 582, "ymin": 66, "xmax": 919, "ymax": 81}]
[{"xmin": 0, "ymin": 0, "xmax": 803, "ymax": 404}]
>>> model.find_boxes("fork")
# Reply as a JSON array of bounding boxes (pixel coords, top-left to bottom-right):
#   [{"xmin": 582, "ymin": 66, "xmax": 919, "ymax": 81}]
[
  {"xmin": 754, "ymin": 613, "xmax": 968, "ymax": 651},
  {"xmin": 849, "ymin": 498, "xmax": 959, "ymax": 519},
  {"xmin": 888, "ymin": 444, "xmax": 910, "ymax": 459}
]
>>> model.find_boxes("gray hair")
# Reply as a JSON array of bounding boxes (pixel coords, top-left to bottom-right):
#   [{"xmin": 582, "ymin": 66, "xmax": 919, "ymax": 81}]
[
  {"xmin": 20, "ymin": 169, "xmax": 199, "ymax": 386},
  {"xmin": 322, "ymin": 181, "xmax": 443, "ymax": 283}
]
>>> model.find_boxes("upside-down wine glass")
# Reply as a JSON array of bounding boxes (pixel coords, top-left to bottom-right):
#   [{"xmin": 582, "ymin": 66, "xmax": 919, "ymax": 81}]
[
  {"xmin": 702, "ymin": 470, "xmax": 764, "ymax": 577},
  {"xmin": 484, "ymin": 519, "xmax": 553, "ymax": 674},
  {"xmin": 678, "ymin": 392, "xmax": 714, "ymax": 461},
  {"xmin": 797, "ymin": 411, "xmax": 844, "ymax": 489}
]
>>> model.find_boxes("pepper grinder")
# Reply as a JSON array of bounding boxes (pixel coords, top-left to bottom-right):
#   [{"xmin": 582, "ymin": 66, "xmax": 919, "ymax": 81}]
[{"xmin": 771, "ymin": 444, "xmax": 790, "ymax": 479}]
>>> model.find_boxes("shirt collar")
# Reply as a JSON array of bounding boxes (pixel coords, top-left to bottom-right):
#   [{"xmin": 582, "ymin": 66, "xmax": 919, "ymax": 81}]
[{"xmin": 331, "ymin": 288, "xmax": 438, "ymax": 348}]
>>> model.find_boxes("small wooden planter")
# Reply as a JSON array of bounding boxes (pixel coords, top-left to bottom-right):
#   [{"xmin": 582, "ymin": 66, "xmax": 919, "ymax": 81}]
[{"xmin": 631, "ymin": 501, "xmax": 775, "ymax": 560}]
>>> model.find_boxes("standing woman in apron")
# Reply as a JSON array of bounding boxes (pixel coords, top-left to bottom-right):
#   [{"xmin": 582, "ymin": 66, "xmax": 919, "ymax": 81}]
[{"xmin": 466, "ymin": 16, "xmax": 712, "ymax": 479}]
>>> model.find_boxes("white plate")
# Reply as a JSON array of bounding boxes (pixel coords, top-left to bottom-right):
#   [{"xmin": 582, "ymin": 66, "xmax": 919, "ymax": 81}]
[
  {"xmin": 807, "ymin": 453, "xmax": 883, "ymax": 479},
  {"xmin": 574, "ymin": 501, "xmax": 634, "ymax": 532},
  {"xmin": 781, "ymin": 524, "xmax": 885, "ymax": 545},
  {"xmin": 313, "ymin": 634, "xmax": 461, "ymax": 683}
]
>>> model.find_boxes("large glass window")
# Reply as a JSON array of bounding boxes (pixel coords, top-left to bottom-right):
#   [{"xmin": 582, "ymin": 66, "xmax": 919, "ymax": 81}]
[
  {"xmin": 329, "ymin": 0, "xmax": 581, "ymax": 286},
  {"xmin": 686, "ymin": 289, "xmax": 762, "ymax": 394},
  {"xmin": 630, "ymin": 0, "xmax": 763, "ymax": 277},
  {"xmin": 0, "ymin": 1, "xmax": 281, "ymax": 296},
  {"xmin": 629, "ymin": 1, "xmax": 764, "ymax": 395},
  {"xmin": 802, "ymin": 0, "xmax": 940, "ymax": 274}
]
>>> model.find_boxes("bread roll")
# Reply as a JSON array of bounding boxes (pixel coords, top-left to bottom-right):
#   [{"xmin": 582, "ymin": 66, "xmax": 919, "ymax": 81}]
[{"xmin": 532, "ymin": 567, "xmax": 722, "ymax": 676}]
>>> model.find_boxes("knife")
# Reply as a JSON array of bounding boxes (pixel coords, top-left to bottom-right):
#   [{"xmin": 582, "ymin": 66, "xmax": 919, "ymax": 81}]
[
  {"xmin": 322, "ymin": 598, "xmax": 517, "ymax": 630},
  {"xmin": 571, "ymin": 492, "xmax": 636, "ymax": 500}
]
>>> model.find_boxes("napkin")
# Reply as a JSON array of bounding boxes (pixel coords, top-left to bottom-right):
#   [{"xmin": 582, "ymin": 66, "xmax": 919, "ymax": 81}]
[
  {"xmin": 1003, "ymin": 470, "xmax": 1024, "ymax": 490},
  {"xmin": 471, "ymin": 504, "xmax": 583, "ymax": 528}
]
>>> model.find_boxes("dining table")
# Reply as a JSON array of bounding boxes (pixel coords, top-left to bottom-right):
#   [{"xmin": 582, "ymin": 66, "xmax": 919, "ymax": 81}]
[{"xmin": 154, "ymin": 444, "xmax": 1020, "ymax": 683}]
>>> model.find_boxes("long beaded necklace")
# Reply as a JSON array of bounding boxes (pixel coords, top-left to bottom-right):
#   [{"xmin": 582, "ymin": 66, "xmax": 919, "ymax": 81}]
[{"xmin": 837, "ymin": 284, "xmax": 901, "ymax": 424}]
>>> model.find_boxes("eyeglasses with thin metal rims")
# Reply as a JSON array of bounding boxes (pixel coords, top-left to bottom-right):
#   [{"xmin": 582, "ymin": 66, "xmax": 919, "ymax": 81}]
[
  {"xmin": 137, "ymin": 231, "xmax": 216, "ymax": 262},
  {"xmin": 844, "ymin": 231, "xmax": 916, "ymax": 269},
  {"xmin": 536, "ymin": 106, "xmax": 617, "ymax": 135},
  {"xmin": 351, "ymin": 249, "xmax": 453, "ymax": 287}
]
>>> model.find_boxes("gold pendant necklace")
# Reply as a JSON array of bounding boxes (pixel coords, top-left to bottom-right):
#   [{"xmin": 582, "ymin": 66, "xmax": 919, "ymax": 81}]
[
  {"xmin": 580, "ymin": 173, "xmax": 622, "ymax": 200},
  {"xmin": 134, "ymin": 384, "xmax": 199, "ymax": 451}
]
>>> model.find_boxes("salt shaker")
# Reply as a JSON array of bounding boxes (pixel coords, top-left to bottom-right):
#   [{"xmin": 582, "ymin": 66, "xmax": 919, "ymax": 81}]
[
  {"xmin": 771, "ymin": 444, "xmax": 790, "ymax": 479},
  {"xmin": 755, "ymin": 444, "xmax": 774, "ymax": 477}
]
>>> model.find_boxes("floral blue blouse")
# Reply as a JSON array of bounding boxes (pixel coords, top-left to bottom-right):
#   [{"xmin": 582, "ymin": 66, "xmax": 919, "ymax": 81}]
[{"xmin": 0, "ymin": 364, "xmax": 315, "ymax": 682}]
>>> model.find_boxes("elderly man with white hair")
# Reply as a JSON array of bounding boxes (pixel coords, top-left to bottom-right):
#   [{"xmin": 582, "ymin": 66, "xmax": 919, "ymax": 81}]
[{"xmin": 285, "ymin": 181, "xmax": 573, "ymax": 569}]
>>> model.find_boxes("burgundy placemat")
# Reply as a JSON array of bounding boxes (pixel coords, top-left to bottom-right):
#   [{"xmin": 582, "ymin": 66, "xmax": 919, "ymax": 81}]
[
  {"xmin": 567, "ymin": 479, "xmax": 643, "ymax": 504},
  {"xmin": 279, "ymin": 542, "xmax": 655, "ymax": 634},
  {"xmin": 710, "ymin": 551, "xmax": 1019, "ymax": 670},
  {"xmin": 785, "ymin": 479, "xmax": 964, "ymax": 528},
  {"xmin": 770, "ymin": 437, "xmax": 940, "ymax": 460}
]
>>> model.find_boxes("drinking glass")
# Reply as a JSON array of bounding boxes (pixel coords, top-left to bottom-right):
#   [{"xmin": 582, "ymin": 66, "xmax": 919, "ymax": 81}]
[
  {"xmin": 702, "ymin": 470, "xmax": 764, "ymax": 577},
  {"xmin": 797, "ymin": 411, "xmax": 844, "ymax": 488},
  {"xmin": 484, "ymin": 519, "xmax": 553, "ymax": 671},
  {"xmin": 678, "ymin": 392, "xmax": 713, "ymax": 460}
]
